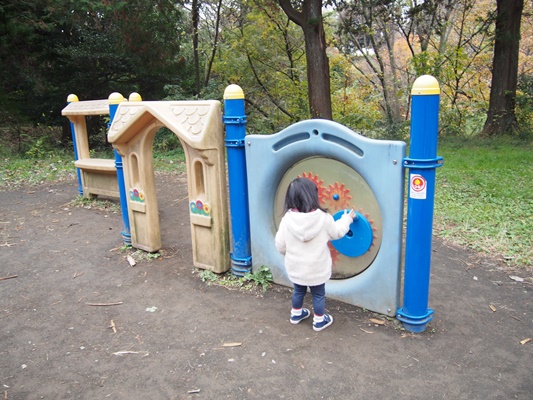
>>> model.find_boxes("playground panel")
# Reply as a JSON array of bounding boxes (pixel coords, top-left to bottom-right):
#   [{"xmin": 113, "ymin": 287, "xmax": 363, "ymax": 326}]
[
  {"xmin": 107, "ymin": 100, "xmax": 230, "ymax": 273},
  {"xmin": 245, "ymin": 120, "xmax": 406, "ymax": 316}
]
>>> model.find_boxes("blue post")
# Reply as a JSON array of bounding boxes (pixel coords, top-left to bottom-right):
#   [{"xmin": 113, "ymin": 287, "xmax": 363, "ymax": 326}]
[
  {"xmin": 66, "ymin": 94, "xmax": 83, "ymax": 196},
  {"xmin": 108, "ymin": 92, "xmax": 131, "ymax": 246},
  {"xmin": 397, "ymin": 75, "xmax": 444, "ymax": 333},
  {"xmin": 223, "ymin": 85, "xmax": 252, "ymax": 276}
]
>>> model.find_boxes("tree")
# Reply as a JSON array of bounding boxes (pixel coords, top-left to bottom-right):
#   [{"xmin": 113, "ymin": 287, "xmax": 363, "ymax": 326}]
[
  {"xmin": 481, "ymin": 0, "xmax": 524, "ymax": 136},
  {"xmin": 209, "ymin": 0, "xmax": 309, "ymax": 131},
  {"xmin": 0, "ymin": 0, "xmax": 189, "ymax": 137},
  {"xmin": 278, "ymin": 0, "xmax": 333, "ymax": 119}
]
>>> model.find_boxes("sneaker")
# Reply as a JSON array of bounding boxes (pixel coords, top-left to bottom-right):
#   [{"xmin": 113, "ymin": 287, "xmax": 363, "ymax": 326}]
[
  {"xmin": 290, "ymin": 308, "xmax": 310, "ymax": 324},
  {"xmin": 313, "ymin": 314, "xmax": 333, "ymax": 331}
]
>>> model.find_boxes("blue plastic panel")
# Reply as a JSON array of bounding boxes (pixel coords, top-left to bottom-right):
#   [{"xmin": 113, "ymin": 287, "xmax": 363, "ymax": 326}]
[{"xmin": 245, "ymin": 119, "xmax": 405, "ymax": 316}]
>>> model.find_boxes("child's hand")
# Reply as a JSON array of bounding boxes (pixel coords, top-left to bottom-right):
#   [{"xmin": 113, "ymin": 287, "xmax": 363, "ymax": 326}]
[{"xmin": 345, "ymin": 209, "xmax": 356, "ymax": 220}]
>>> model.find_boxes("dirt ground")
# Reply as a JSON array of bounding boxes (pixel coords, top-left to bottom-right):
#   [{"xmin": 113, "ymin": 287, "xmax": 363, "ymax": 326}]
[{"xmin": 1, "ymin": 173, "xmax": 531, "ymax": 400}]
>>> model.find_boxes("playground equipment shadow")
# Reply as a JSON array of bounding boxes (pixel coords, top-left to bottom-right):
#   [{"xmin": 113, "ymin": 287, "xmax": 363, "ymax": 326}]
[{"xmin": 1, "ymin": 173, "xmax": 531, "ymax": 399}]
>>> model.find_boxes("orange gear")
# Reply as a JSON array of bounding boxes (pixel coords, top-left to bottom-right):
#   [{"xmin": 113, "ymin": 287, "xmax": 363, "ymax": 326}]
[{"xmin": 324, "ymin": 182, "xmax": 352, "ymax": 211}]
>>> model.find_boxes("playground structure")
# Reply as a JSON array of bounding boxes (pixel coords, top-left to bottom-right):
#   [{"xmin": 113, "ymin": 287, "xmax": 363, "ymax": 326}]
[
  {"xmin": 243, "ymin": 120, "xmax": 405, "ymax": 317},
  {"xmin": 63, "ymin": 75, "xmax": 442, "ymax": 333},
  {"xmin": 224, "ymin": 77, "xmax": 442, "ymax": 333},
  {"xmin": 61, "ymin": 95, "xmax": 120, "ymax": 199},
  {"xmin": 107, "ymin": 98, "xmax": 230, "ymax": 272}
]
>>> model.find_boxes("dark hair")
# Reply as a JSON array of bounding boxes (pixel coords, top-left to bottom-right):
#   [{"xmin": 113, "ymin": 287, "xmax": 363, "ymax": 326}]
[{"xmin": 283, "ymin": 177, "xmax": 327, "ymax": 213}]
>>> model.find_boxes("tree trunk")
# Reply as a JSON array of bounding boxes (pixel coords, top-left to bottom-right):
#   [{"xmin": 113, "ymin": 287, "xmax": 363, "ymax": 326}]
[
  {"xmin": 481, "ymin": 0, "xmax": 524, "ymax": 136},
  {"xmin": 192, "ymin": 0, "xmax": 201, "ymax": 96},
  {"xmin": 279, "ymin": 0, "xmax": 332, "ymax": 119}
]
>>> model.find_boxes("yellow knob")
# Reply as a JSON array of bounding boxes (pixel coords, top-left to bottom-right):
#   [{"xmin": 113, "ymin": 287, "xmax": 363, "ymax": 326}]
[
  {"xmin": 108, "ymin": 92, "xmax": 125, "ymax": 104},
  {"xmin": 129, "ymin": 92, "xmax": 142, "ymax": 102},
  {"xmin": 411, "ymin": 75, "xmax": 440, "ymax": 95},
  {"xmin": 224, "ymin": 84, "xmax": 245, "ymax": 100}
]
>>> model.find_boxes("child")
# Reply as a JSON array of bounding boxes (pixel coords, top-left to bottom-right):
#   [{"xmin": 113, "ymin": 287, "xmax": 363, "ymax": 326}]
[{"xmin": 275, "ymin": 177, "xmax": 355, "ymax": 331}]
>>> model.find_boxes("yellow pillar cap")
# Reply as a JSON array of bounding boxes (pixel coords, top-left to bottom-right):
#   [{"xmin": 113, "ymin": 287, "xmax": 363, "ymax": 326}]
[
  {"xmin": 129, "ymin": 92, "xmax": 142, "ymax": 102},
  {"xmin": 67, "ymin": 94, "xmax": 79, "ymax": 102},
  {"xmin": 224, "ymin": 84, "xmax": 245, "ymax": 100},
  {"xmin": 108, "ymin": 92, "xmax": 125, "ymax": 104},
  {"xmin": 411, "ymin": 75, "xmax": 440, "ymax": 95}
]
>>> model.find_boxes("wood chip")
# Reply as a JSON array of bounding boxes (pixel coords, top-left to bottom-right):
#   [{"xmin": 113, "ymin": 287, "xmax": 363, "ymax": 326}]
[
  {"xmin": 369, "ymin": 318, "xmax": 385, "ymax": 325},
  {"xmin": 509, "ymin": 275, "xmax": 524, "ymax": 282},
  {"xmin": 222, "ymin": 342, "xmax": 242, "ymax": 347},
  {"xmin": 127, "ymin": 255, "xmax": 136, "ymax": 267},
  {"xmin": 360, "ymin": 328, "xmax": 374, "ymax": 334},
  {"xmin": 0, "ymin": 275, "xmax": 18, "ymax": 282},
  {"xmin": 520, "ymin": 338, "xmax": 531, "ymax": 345},
  {"xmin": 110, "ymin": 320, "xmax": 117, "ymax": 333},
  {"xmin": 188, "ymin": 389, "xmax": 201, "ymax": 394},
  {"xmin": 489, "ymin": 304, "xmax": 497, "ymax": 312}
]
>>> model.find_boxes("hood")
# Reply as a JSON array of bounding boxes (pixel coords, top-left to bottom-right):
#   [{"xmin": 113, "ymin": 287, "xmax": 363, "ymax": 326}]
[{"xmin": 284, "ymin": 210, "xmax": 327, "ymax": 242}]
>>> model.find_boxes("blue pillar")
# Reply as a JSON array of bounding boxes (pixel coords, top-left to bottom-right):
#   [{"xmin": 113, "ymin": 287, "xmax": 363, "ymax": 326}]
[
  {"xmin": 108, "ymin": 92, "xmax": 131, "ymax": 246},
  {"xmin": 223, "ymin": 85, "xmax": 252, "ymax": 276},
  {"xmin": 66, "ymin": 94, "xmax": 83, "ymax": 196},
  {"xmin": 397, "ymin": 75, "xmax": 444, "ymax": 333}
]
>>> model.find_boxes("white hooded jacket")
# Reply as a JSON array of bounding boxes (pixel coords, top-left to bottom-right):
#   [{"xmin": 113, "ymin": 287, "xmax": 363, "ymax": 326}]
[{"xmin": 275, "ymin": 209, "xmax": 353, "ymax": 286}]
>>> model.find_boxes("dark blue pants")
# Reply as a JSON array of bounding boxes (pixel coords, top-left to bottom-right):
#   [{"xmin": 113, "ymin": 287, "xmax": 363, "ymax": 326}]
[{"xmin": 292, "ymin": 283, "xmax": 326, "ymax": 316}]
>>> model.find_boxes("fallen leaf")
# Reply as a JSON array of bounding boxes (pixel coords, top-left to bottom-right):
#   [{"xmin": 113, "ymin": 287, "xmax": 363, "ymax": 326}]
[
  {"xmin": 509, "ymin": 275, "xmax": 524, "ymax": 282},
  {"xmin": 369, "ymin": 318, "xmax": 385, "ymax": 325},
  {"xmin": 489, "ymin": 304, "xmax": 497, "ymax": 312},
  {"xmin": 520, "ymin": 338, "xmax": 531, "ymax": 345},
  {"xmin": 222, "ymin": 342, "xmax": 242, "ymax": 347},
  {"xmin": 127, "ymin": 255, "xmax": 136, "ymax": 267}
]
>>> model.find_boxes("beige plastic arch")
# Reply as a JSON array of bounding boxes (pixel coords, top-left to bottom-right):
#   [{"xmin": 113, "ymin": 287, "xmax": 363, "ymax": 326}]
[{"xmin": 107, "ymin": 100, "xmax": 230, "ymax": 273}]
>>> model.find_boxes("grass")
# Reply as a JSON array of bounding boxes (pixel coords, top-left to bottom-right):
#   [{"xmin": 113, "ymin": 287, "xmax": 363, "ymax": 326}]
[
  {"xmin": 0, "ymin": 152, "xmax": 76, "ymax": 190},
  {"xmin": 197, "ymin": 266, "xmax": 274, "ymax": 292},
  {"xmin": 435, "ymin": 137, "xmax": 533, "ymax": 269},
  {"xmin": 0, "ymin": 147, "xmax": 187, "ymax": 191},
  {"xmin": 1, "ymin": 137, "xmax": 531, "ymax": 270}
]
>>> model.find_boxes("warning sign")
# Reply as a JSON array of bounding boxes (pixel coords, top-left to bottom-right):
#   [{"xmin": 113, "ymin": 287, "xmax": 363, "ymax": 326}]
[{"xmin": 410, "ymin": 174, "xmax": 427, "ymax": 199}]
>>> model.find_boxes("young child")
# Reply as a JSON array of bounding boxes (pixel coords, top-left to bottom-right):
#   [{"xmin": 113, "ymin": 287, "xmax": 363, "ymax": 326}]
[{"xmin": 275, "ymin": 177, "xmax": 355, "ymax": 331}]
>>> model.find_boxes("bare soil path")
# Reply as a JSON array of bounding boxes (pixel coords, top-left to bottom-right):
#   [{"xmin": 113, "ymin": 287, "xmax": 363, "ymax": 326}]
[{"xmin": 1, "ymin": 174, "xmax": 531, "ymax": 399}]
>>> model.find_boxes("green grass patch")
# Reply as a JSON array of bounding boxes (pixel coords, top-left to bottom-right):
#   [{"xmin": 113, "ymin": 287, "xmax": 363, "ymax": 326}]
[
  {"xmin": 68, "ymin": 195, "xmax": 121, "ymax": 213},
  {"xmin": 198, "ymin": 266, "xmax": 274, "ymax": 292},
  {"xmin": 153, "ymin": 147, "xmax": 187, "ymax": 173},
  {"xmin": 435, "ymin": 137, "xmax": 533, "ymax": 269},
  {"xmin": 0, "ymin": 146, "xmax": 187, "ymax": 191},
  {"xmin": 0, "ymin": 152, "xmax": 76, "ymax": 191}
]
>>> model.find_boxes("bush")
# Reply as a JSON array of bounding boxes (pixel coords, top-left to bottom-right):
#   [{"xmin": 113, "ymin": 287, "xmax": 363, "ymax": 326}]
[{"xmin": 516, "ymin": 74, "xmax": 533, "ymax": 138}]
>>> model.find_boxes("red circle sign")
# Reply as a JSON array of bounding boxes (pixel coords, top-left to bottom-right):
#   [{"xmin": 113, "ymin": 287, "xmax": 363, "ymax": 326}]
[{"xmin": 411, "ymin": 175, "xmax": 426, "ymax": 192}]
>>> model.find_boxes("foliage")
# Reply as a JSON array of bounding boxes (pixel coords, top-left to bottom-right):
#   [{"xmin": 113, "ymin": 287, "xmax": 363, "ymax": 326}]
[
  {"xmin": 199, "ymin": 266, "xmax": 273, "ymax": 292},
  {"xmin": 211, "ymin": 0, "xmax": 310, "ymax": 133},
  {"xmin": 0, "ymin": 0, "xmax": 189, "ymax": 143},
  {"xmin": 515, "ymin": 74, "xmax": 533, "ymax": 138},
  {"xmin": 435, "ymin": 137, "xmax": 533, "ymax": 268},
  {"xmin": 68, "ymin": 195, "xmax": 121, "ymax": 213}
]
